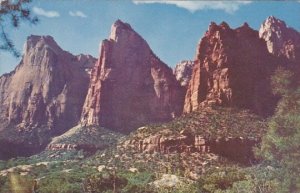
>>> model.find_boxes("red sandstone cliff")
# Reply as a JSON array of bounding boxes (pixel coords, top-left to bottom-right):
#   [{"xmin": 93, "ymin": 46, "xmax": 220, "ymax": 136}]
[
  {"xmin": 259, "ymin": 16, "xmax": 300, "ymax": 61},
  {"xmin": 81, "ymin": 20, "xmax": 185, "ymax": 132},
  {"xmin": 0, "ymin": 35, "xmax": 96, "ymax": 158},
  {"xmin": 183, "ymin": 22, "xmax": 278, "ymax": 116}
]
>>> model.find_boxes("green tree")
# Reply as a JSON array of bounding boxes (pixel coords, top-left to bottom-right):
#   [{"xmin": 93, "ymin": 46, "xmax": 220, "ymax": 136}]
[
  {"xmin": 0, "ymin": 0, "xmax": 38, "ymax": 57},
  {"xmin": 0, "ymin": 173, "xmax": 35, "ymax": 193},
  {"xmin": 259, "ymin": 67, "xmax": 300, "ymax": 193}
]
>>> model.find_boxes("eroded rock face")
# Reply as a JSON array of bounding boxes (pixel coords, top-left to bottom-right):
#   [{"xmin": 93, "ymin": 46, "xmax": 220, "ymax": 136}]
[
  {"xmin": 81, "ymin": 20, "xmax": 184, "ymax": 132},
  {"xmin": 123, "ymin": 130, "xmax": 258, "ymax": 164},
  {"xmin": 184, "ymin": 22, "xmax": 278, "ymax": 116},
  {"xmin": 259, "ymin": 16, "xmax": 300, "ymax": 61},
  {"xmin": 0, "ymin": 35, "xmax": 96, "ymax": 158},
  {"xmin": 47, "ymin": 143, "xmax": 97, "ymax": 152},
  {"xmin": 173, "ymin": 60, "xmax": 194, "ymax": 87}
]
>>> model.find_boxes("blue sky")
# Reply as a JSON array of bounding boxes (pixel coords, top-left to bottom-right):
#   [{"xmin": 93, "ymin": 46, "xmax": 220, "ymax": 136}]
[{"xmin": 0, "ymin": 0, "xmax": 299, "ymax": 75}]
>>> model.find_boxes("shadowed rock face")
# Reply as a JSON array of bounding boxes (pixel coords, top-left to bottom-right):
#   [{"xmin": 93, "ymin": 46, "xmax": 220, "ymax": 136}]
[
  {"xmin": 184, "ymin": 22, "xmax": 279, "ymax": 116},
  {"xmin": 81, "ymin": 20, "xmax": 185, "ymax": 132},
  {"xmin": 0, "ymin": 35, "xmax": 96, "ymax": 159},
  {"xmin": 259, "ymin": 16, "xmax": 300, "ymax": 61}
]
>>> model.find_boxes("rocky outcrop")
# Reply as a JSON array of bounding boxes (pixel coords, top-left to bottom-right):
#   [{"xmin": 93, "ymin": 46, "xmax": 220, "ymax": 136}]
[
  {"xmin": 0, "ymin": 35, "xmax": 96, "ymax": 159},
  {"xmin": 173, "ymin": 60, "xmax": 194, "ymax": 87},
  {"xmin": 259, "ymin": 16, "xmax": 300, "ymax": 61},
  {"xmin": 123, "ymin": 130, "xmax": 259, "ymax": 164},
  {"xmin": 46, "ymin": 125, "xmax": 123, "ymax": 153},
  {"xmin": 47, "ymin": 143, "xmax": 97, "ymax": 152},
  {"xmin": 47, "ymin": 144, "xmax": 78, "ymax": 150},
  {"xmin": 136, "ymin": 133, "xmax": 194, "ymax": 154},
  {"xmin": 184, "ymin": 22, "xmax": 278, "ymax": 116},
  {"xmin": 81, "ymin": 20, "xmax": 185, "ymax": 132}
]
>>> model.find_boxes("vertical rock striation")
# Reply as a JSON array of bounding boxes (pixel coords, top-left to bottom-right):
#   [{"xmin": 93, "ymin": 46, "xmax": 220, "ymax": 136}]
[
  {"xmin": 184, "ymin": 22, "xmax": 278, "ymax": 116},
  {"xmin": 0, "ymin": 35, "xmax": 96, "ymax": 158},
  {"xmin": 81, "ymin": 20, "xmax": 184, "ymax": 132},
  {"xmin": 259, "ymin": 16, "xmax": 300, "ymax": 61}
]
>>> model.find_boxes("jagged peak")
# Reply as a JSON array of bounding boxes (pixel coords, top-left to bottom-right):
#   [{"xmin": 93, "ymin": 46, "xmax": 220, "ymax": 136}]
[
  {"xmin": 207, "ymin": 21, "xmax": 258, "ymax": 36},
  {"xmin": 259, "ymin": 16, "xmax": 300, "ymax": 39},
  {"xmin": 220, "ymin": 21, "xmax": 230, "ymax": 29},
  {"xmin": 113, "ymin": 19, "xmax": 132, "ymax": 30},
  {"xmin": 76, "ymin": 53, "xmax": 95, "ymax": 60},
  {"xmin": 261, "ymin": 16, "xmax": 287, "ymax": 29},
  {"xmin": 205, "ymin": 21, "xmax": 234, "ymax": 38},
  {"xmin": 24, "ymin": 35, "xmax": 62, "ymax": 53},
  {"xmin": 236, "ymin": 22, "xmax": 256, "ymax": 35},
  {"xmin": 265, "ymin": 16, "xmax": 285, "ymax": 23},
  {"xmin": 109, "ymin": 19, "xmax": 136, "ymax": 41},
  {"xmin": 209, "ymin": 21, "xmax": 217, "ymax": 27},
  {"xmin": 259, "ymin": 16, "xmax": 300, "ymax": 58},
  {"xmin": 27, "ymin": 35, "xmax": 58, "ymax": 47},
  {"xmin": 208, "ymin": 22, "xmax": 218, "ymax": 32},
  {"xmin": 242, "ymin": 22, "xmax": 249, "ymax": 28}
]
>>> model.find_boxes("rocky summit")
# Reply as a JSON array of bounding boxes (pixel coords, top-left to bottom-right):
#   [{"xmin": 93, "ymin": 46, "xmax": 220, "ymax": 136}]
[
  {"xmin": 0, "ymin": 35, "xmax": 96, "ymax": 159},
  {"xmin": 80, "ymin": 20, "xmax": 185, "ymax": 132},
  {"xmin": 259, "ymin": 16, "xmax": 300, "ymax": 61},
  {"xmin": 184, "ymin": 22, "xmax": 279, "ymax": 116}
]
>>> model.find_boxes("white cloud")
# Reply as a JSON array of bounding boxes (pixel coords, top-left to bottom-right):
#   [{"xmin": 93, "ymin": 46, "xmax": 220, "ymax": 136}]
[
  {"xmin": 133, "ymin": 0, "xmax": 251, "ymax": 14},
  {"xmin": 69, "ymin": 11, "xmax": 87, "ymax": 18},
  {"xmin": 33, "ymin": 7, "xmax": 60, "ymax": 18}
]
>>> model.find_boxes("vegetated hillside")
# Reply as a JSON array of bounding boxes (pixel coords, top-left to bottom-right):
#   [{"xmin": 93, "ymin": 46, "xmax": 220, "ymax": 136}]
[
  {"xmin": 0, "ymin": 107, "xmax": 270, "ymax": 193},
  {"xmin": 92, "ymin": 107, "xmax": 267, "ymax": 173},
  {"xmin": 129, "ymin": 107, "xmax": 266, "ymax": 140}
]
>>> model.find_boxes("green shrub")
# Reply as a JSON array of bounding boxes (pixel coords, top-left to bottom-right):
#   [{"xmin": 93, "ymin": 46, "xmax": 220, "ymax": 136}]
[
  {"xmin": 0, "ymin": 173, "xmax": 35, "ymax": 193},
  {"xmin": 83, "ymin": 171, "xmax": 128, "ymax": 193},
  {"xmin": 197, "ymin": 167, "xmax": 246, "ymax": 193},
  {"xmin": 120, "ymin": 171, "xmax": 155, "ymax": 193},
  {"xmin": 37, "ymin": 172, "xmax": 82, "ymax": 193},
  {"xmin": 258, "ymin": 67, "xmax": 300, "ymax": 192}
]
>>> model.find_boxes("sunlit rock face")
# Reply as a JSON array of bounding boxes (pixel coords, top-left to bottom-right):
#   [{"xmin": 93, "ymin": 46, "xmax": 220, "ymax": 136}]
[
  {"xmin": 259, "ymin": 16, "xmax": 300, "ymax": 61},
  {"xmin": 0, "ymin": 35, "xmax": 96, "ymax": 158},
  {"xmin": 81, "ymin": 20, "xmax": 185, "ymax": 132},
  {"xmin": 174, "ymin": 60, "xmax": 194, "ymax": 88},
  {"xmin": 184, "ymin": 22, "xmax": 278, "ymax": 116}
]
